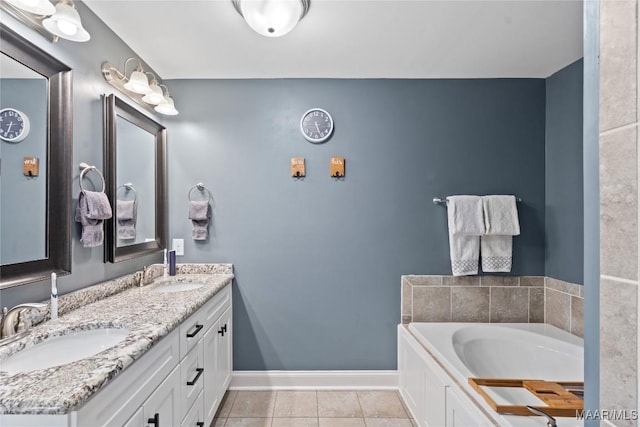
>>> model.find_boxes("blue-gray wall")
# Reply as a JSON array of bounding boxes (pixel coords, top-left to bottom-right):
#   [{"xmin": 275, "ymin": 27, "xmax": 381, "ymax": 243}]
[
  {"xmin": 545, "ymin": 59, "xmax": 584, "ymax": 285},
  {"xmin": 0, "ymin": 2, "xmax": 164, "ymax": 309},
  {"xmin": 0, "ymin": 78, "xmax": 47, "ymax": 264},
  {"xmin": 167, "ymin": 78, "xmax": 546, "ymax": 370}
]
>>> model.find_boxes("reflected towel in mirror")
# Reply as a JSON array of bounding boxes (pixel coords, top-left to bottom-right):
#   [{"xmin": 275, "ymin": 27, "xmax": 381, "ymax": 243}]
[{"xmin": 117, "ymin": 200, "xmax": 136, "ymax": 240}]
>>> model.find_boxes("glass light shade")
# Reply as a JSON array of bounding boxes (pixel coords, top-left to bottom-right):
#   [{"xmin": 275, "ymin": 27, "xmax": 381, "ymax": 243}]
[
  {"xmin": 141, "ymin": 83, "xmax": 165, "ymax": 105},
  {"xmin": 5, "ymin": 0, "xmax": 56, "ymax": 15},
  {"xmin": 42, "ymin": 2, "xmax": 90, "ymax": 42},
  {"xmin": 124, "ymin": 70, "xmax": 152, "ymax": 94},
  {"xmin": 240, "ymin": 0, "xmax": 303, "ymax": 37},
  {"xmin": 155, "ymin": 96, "xmax": 179, "ymax": 116}
]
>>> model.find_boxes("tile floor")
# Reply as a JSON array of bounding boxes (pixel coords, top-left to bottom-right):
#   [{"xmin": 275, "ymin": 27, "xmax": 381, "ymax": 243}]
[{"xmin": 213, "ymin": 390, "xmax": 417, "ymax": 427}]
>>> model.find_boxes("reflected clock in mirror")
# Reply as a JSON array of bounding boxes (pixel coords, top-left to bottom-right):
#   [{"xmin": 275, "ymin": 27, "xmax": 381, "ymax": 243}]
[
  {"xmin": 104, "ymin": 94, "xmax": 167, "ymax": 263},
  {"xmin": 0, "ymin": 24, "xmax": 72, "ymax": 288}
]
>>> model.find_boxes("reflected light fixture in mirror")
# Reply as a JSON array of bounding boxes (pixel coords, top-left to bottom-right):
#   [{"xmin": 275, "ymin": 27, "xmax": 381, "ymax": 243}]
[
  {"xmin": 102, "ymin": 59, "xmax": 179, "ymax": 116},
  {"xmin": 232, "ymin": 0, "xmax": 310, "ymax": 37},
  {"xmin": 2, "ymin": 0, "xmax": 90, "ymax": 42}
]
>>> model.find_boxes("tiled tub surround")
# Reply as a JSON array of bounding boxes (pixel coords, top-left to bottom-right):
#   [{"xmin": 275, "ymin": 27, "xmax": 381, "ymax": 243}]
[
  {"xmin": 0, "ymin": 264, "xmax": 233, "ymax": 415},
  {"xmin": 401, "ymin": 275, "xmax": 584, "ymax": 337}
]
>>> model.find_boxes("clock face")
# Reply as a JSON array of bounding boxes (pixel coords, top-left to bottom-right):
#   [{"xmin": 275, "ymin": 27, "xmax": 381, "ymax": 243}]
[
  {"xmin": 0, "ymin": 108, "xmax": 30, "ymax": 143},
  {"xmin": 300, "ymin": 108, "xmax": 333, "ymax": 143}
]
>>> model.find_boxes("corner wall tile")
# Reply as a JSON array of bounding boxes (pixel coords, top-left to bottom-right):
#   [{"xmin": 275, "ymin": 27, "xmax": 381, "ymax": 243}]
[
  {"xmin": 570, "ymin": 296, "xmax": 584, "ymax": 338},
  {"xmin": 480, "ymin": 276, "xmax": 519, "ymax": 287},
  {"xmin": 545, "ymin": 277, "xmax": 583, "ymax": 296},
  {"xmin": 412, "ymin": 287, "xmax": 451, "ymax": 322},
  {"xmin": 600, "ymin": 0, "xmax": 638, "ymax": 131},
  {"xmin": 451, "ymin": 287, "xmax": 490, "ymax": 322},
  {"xmin": 545, "ymin": 289, "xmax": 571, "ymax": 332},
  {"xmin": 402, "ymin": 282, "xmax": 412, "ymax": 317},
  {"xmin": 600, "ymin": 126, "xmax": 638, "ymax": 280},
  {"xmin": 490, "ymin": 287, "xmax": 529, "ymax": 322},
  {"xmin": 529, "ymin": 288, "xmax": 545, "ymax": 323},
  {"xmin": 443, "ymin": 276, "xmax": 480, "ymax": 287},
  {"xmin": 600, "ymin": 278, "xmax": 638, "ymax": 426}
]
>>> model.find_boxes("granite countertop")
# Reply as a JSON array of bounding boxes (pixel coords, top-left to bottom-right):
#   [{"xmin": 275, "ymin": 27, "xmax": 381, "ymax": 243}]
[{"xmin": 0, "ymin": 264, "xmax": 233, "ymax": 415}]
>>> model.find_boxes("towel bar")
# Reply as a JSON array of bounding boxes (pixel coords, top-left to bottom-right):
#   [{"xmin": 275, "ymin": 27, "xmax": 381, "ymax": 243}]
[
  {"xmin": 79, "ymin": 162, "xmax": 105, "ymax": 193},
  {"xmin": 433, "ymin": 196, "xmax": 522, "ymax": 205}
]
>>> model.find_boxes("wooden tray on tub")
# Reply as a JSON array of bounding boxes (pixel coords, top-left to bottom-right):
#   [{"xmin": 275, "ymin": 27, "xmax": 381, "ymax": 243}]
[{"xmin": 468, "ymin": 378, "xmax": 584, "ymax": 417}]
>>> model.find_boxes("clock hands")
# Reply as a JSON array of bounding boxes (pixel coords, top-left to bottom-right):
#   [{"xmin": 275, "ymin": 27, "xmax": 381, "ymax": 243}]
[
  {"xmin": 6, "ymin": 121, "xmax": 14, "ymax": 133},
  {"xmin": 314, "ymin": 121, "xmax": 320, "ymax": 133}
]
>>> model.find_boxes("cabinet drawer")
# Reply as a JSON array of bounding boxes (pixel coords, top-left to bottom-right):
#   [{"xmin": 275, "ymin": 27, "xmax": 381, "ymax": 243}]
[
  {"xmin": 179, "ymin": 285, "xmax": 230, "ymax": 359},
  {"xmin": 76, "ymin": 329, "xmax": 180, "ymax": 427},
  {"xmin": 181, "ymin": 390, "xmax": 204, "ymax": 427},
  {"xmin": 181, "ymin": 339, "xmax": 204, "ymax": 420}
]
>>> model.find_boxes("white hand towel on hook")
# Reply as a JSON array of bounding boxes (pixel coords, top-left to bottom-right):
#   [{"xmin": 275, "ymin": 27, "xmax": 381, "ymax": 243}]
[
  {"xmin": 481, "ymin": 195, "xmax": 520, "ymax": 272},
  {"xmin": 447, "ymin": 195, "xmax": 484, "ymax": 276}
]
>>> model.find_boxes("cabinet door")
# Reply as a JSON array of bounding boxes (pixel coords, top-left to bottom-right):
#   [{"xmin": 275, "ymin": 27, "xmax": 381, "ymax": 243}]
[
  {"xmin": 203, "ymin": 324, "xmax": 219, "ymax": 426},
  {"xmin": 144, "ymin": 365, "xmax": 181, "ymax": 427},
  {"xmin": 216, "ymin": 307, "xmax": 232, "ymax": 396}
]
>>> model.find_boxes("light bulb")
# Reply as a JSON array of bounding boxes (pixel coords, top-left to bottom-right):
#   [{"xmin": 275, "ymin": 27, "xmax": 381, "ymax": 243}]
[{"xmin": 56, "ymin": 20, "xmax": 78, "ymax": 36}]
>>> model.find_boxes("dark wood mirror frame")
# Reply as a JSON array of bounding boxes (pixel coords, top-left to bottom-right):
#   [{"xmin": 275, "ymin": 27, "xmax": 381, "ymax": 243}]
[
  {"xmin": 0, "ymin": 24, "xmax": 72, "ymax": 288},
  {"xmin": 104, "ymin": 94, "xmax": 167, "ymax": 263}
]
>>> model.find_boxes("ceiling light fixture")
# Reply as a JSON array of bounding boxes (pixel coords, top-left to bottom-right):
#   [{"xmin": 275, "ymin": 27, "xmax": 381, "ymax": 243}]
[
  {"xmin": 232, "ymin": 0, "xmax": 310, "ymax": 37},
  {"xmin": 102, "ymin": 59, "xmax": 179, "ymax": 116}
]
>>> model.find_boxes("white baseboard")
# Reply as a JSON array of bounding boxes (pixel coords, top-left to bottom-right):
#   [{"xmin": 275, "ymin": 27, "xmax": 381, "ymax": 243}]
[{"xmin": 230, "ymin": 370, "xmax": 398, "ymax": 390}]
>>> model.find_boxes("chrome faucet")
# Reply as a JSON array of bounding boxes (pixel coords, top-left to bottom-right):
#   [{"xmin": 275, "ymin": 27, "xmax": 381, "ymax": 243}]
[
  {"xmin": 527, "ymin": 406, "xmax": 557, "ymax": 427},
  {"xmin": 0, "ymin": 303, "xmax": 48, "ymax": 339}
]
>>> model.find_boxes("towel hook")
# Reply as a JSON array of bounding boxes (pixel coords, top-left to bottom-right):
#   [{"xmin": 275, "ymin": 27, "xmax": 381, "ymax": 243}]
[
  {"xmin": 79, "ymin": 162, "xmax": 106, "ymax": 193},
  {"xmin": 188, "ymin": 182, "xmax": 212, "ymax": 202}
]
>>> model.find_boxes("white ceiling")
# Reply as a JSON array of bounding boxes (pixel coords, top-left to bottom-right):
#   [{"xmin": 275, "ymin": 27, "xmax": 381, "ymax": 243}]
[{"xmin": 83, "ymin": 0, "xmax": 583, "ymax": 80}]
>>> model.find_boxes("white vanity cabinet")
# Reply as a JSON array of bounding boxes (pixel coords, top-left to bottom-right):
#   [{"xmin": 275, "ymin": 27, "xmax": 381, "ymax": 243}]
[
  {"xmin": 398, "ymin": 326, "xmax": 494, "ymax": 427},
  {"xmin": 0, "ymin": 283, "xmax": 232, "ymax": 427}
]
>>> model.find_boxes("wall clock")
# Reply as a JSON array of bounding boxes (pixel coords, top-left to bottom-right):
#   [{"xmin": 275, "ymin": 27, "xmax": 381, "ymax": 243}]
[
  {"xmin": 0, "ymin": 108, "xmax": 30, "ymax": 143},
  {"xmin": 300, "ymin": 108, "xmax": 333, "ymax": 143}
]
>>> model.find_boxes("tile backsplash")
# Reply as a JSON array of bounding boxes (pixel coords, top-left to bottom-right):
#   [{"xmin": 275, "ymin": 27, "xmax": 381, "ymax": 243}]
[{"xmin": 402, "ymin": 275, "xmax": 583, "ymax": 338}]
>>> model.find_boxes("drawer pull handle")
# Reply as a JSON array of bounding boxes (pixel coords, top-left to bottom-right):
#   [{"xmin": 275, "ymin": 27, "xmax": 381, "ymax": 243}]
[
  {"xmin": 218, "ymin": 324, "xmax": 227, "ymax": 336},
  {"xmin": 187, "ymin": 368, "xmax": 204, "ymax": 386},
  {"xmin": 147, "ymin": 413, "xmax": 160, "ymax": 426},
  {"xmin": 186, "ymin": 324, "xmax": 204, "ymax": 338},
  {"xmin": 196, "ymin": 423, "xmax": 205, "ymax": 427}
]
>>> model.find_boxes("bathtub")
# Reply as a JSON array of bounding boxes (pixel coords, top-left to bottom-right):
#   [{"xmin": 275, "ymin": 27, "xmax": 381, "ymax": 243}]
[{"xmin": 398, "ymin": 323, "xmax": 584, "ymax": 427}]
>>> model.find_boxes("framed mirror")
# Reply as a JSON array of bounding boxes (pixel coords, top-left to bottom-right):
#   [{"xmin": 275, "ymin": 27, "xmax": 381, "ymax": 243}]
[
  {"xmin": 0, "ymin": 24, "xmax": 72, "ymax": 289},
  {"xmin": 104, "ymin": 94, "xmax": 167, "ymax": 263}
]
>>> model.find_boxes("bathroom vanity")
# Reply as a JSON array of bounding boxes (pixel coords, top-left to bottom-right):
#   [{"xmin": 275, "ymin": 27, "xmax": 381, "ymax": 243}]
[{"xmin": 0, "ymin": 264, "xmax": 233, "ymax": 427}]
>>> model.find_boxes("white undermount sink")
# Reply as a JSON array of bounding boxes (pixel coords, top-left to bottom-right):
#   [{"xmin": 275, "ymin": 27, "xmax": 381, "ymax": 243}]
[
  {"xmin": 152, "ymin": 282, "xmax": 205, "ymax": 293},
  {"xmin": 0, "ymin": 327, "xmax": 129, "ymax": 376}
]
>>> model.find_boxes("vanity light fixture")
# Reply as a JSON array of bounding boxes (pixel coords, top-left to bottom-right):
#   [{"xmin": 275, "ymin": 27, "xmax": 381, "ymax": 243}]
[
  {"xmin": 232, "ymin": 0, "xmax": 310, "ymax": 37},
  {"xmin": 154, "ymin": 86, "xmax": 179, "ymax": 116},
  {"xmin": 102, "ymin": 59, "xmax": 179, "ymax": 116},
  {"xmin": 1, "ymin": 0, "xmax": 90, "ymax": 42},
  {"xmin": 4, "ymin": 0, "xmax": 55, "ymax": 16},
  {"xmin": 42, "ymin": 0, "xmax": 90, "ymax": 42}
]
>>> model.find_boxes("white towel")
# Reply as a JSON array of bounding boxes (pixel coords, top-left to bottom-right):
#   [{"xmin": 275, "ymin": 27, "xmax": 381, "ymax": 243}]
[
  {"xmin": 447, "ymin": 196, "xmax": 483, "ymax": 276},
  {"xmin": 481, "ymin": 195, "xmax": 520, "ymax": 272}
]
